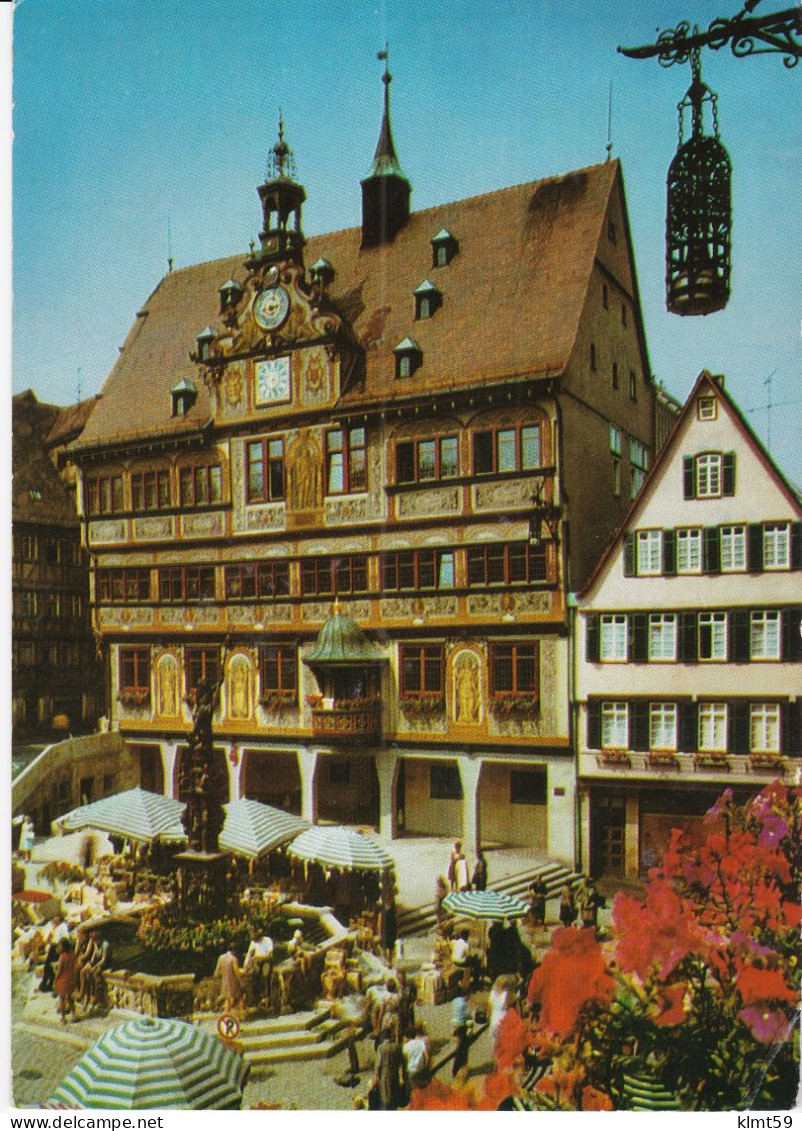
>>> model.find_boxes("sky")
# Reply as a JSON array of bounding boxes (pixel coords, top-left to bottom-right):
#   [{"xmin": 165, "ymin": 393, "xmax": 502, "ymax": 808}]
[{"xmin": 8, "ymin": 0, "xmax": 802, "ymax": 484}]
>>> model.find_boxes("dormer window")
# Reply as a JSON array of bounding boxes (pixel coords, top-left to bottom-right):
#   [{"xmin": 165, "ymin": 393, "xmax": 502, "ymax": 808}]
[
  {"xmin": 414, "ymin": 279, "xmax": 441, "ymax": 320},
  {"xmin": 171, "ymin": 379, "xmax": 198, "ymax": 417},
  {"xmin": 196, "ymin": 326, "xmax": 215, "ymax": 362},
  {"xmin": 431, "ymin": 229, "xmax": 458, "ymax": 268},
  {"xmin": 393, "ymin": 337, "xmax": 423, "ymax": 379},
  {"xmin": 697, "ymin": 395, "xmax": 717, "ymax": 421},
  {"xmin": 310, "ymin": 258, "xmax": 335, "ymax": 289},
  {"xmin": 219, "ymin": 279, "xmax": 243, "ymax": 313}
]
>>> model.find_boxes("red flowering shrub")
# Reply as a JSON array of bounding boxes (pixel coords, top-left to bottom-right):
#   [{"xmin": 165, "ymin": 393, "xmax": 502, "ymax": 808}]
[{"xmin": 527, "ymin": 927, "xmax": 615, "ymax": 1036}]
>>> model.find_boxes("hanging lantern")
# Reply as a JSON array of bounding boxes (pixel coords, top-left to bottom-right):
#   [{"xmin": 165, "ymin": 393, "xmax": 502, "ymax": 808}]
[{"xmin": 666, "ymin": 48, "xmax": 731, "ymax": 316}]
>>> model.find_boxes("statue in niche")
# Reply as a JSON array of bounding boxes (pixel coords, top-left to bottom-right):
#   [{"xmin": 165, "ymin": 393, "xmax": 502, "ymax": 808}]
[
  {"xmin": 455, "ymin": 652, "xmax": 481, "ymax": 725},
  {"xmin": 158, "ymin": 655, "xmax": 178, "ymax": 717},
  {"xmin": 289, "ymin": 433, "xmax": 322, "ymax": 511},
  {"xmin": 229, "ymin": 655, "xmax": 251, "ymax": 719}
]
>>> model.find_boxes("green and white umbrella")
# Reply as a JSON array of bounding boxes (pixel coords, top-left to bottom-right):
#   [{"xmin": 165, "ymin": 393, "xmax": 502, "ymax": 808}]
[
  {"xmin": 219, "ymin": 797, "xmax": 309, "ymax": 860},
  {"xmin": 58, "ymin": 788, "xmax": 186, "ymax": 845},
  {"xmin": 48, "ymin": 1016, "xmax": 247, "ymax": 1109},
  {"xmin": 288, "ymin": 824, "xmax": 394, "ymax": 872},
  {"xmin": 442, "ymin": 889, "xmax": 529, "ymax": 921}
]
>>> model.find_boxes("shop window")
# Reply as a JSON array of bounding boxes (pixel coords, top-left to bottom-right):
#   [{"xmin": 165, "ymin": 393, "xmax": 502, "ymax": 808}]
[{"xmin": 429, "ymin": 763, "xmax": 462, "ymax": 800}]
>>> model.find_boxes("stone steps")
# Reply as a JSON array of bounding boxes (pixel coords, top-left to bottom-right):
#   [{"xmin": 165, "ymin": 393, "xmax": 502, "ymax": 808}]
[
  {"xmin": 397, "ymin": 861, "xmax": 581, "ymax": 938},
  {"xmin": 199, "ymin": 1005, "xmax": 351, "ymax": 1069}
]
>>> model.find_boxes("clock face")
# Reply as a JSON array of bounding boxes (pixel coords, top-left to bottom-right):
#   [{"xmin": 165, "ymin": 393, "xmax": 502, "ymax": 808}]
[
  {"xmin": 253, "ymin": 285, "xmax": 290, "ymax": 331},
  {"xmin": 255, "ymin": 357, "xmax": 291, "ymax": 405}
]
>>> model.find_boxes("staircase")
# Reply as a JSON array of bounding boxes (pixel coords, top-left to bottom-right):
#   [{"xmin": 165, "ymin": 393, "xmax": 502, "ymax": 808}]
[
  {"xmin": 199, "ymin": 1006, "xmax": 352, "ymax": 1070},
  {"xmin": 396, "ymin": 861, "xmax": 582, "ymax": 938}
]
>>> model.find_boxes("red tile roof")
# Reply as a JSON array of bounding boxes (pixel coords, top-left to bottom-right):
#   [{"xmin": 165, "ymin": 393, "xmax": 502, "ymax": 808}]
[{"xmin": 78, "ymin": 160, "xmax": 620, "ymax": 449}]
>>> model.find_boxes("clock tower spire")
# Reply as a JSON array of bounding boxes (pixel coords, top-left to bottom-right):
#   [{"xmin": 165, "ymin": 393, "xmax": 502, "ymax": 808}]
[
  {"xmin": 251, "ymin": 112, "xmax": 306, "ymax": 267},
  {"xmin": 361, "ymin": 47, "xmax": 411, "ymax": 249}
]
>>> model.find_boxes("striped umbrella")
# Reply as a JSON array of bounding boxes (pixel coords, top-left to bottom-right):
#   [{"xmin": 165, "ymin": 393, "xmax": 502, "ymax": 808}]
[
  {"xmin": 219, "ymin": 797, "xmax": 309, "ymax": 860},
  {"xmin": 287, "ymin": 825, "xmax": 394, "ymax": 872},
  {"xmin": 48, "ymin": 1017, "xmax": 247, "ymax": 1109},
  {"xmin": 58, "ymin": 788, "xmax": 186, "ymax": 845},
  {"xmin": 442, "ymin": 889, "xmax": 529, "ymax": 921}
]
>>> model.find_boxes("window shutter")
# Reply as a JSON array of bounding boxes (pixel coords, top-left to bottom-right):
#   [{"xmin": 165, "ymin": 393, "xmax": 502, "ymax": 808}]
[
  {"xmin": 703, "ymin": 527, "xmax": 720, "ymax": 573},
  {"xmin": 782, "ymin": 606, "xmax": 802, "ymax": 661},
  {"xmin": 623, "ymin": 532, "xmax": 636, "ymax": 577},
  {"xmin": 729, "ymin": 701, "xmax": 750, "ymax": 755},
  {"xmin": 586, "ymin": 701, "xmax": 601, "ymax": 750},
  {"xmin": 730, "ymin": 609, "xmax": 750, "ymax": 663},
  {"xmin": 679, "ymin": 701, "xmax": 698, "ymax": 753},
  {"xmin": 678, "ymin": 610, "xmax": 698, "ymax": 662},
  {"xmin": 748, "ymin": 524, "xmax": 763, "ymax": 573},
  {"xmin": 722, "ymin": 452, "xmax": 736, "ymax": 496},
  {"xmin": 585, "ymin": 615, "xmax": 600, "ymax": 662},
  {"xmin": 628, "ymin": 613, "xmax": 648, "ymax": 662},
  {"xmin": 663, "ymin": 529, "xmax": 676, "ymax": 575},
  {"xmin": 791, "ymin": 523, "xmax": 802, "ymax": 570},
  {"xmin": 630, "ymin": 701, "xmax": 649, "ymax": 751},
  {"xmin": 784, "ymin": 700, "xmax": 800, "ymax": 756},
  {"xmin": 683, "ymin": 456, "xmax": 696, "ymax": 499}
]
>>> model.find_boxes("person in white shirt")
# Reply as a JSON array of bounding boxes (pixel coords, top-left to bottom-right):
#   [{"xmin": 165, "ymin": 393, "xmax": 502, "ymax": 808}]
[
  {"xmin": 243, "ymin": 930, "xmax": 274, "ymax": 1004},
  {"xmin": 402, "ymin": 1024, "xmax": 432, "ymax": 1091}
]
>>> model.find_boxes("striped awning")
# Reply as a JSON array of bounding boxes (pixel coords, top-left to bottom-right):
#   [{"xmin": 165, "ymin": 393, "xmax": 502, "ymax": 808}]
[
  {"xmin": 287, "ymin": 825, "xmax": 394, "ymax": 872},
  {"xmin": 442, "ymin": 889, "xmax": 529, "ymax": 921},
  {"xmin": 48, "ymin": 1016, "xmax": 247, "ymax": 1110},
  {"xmin": 219, "ymin": 798, "xmax": 309, "ymax": 860},
  {"xmin": 58, "ymin": 788, "xmax": 186, "ymax": 845}
]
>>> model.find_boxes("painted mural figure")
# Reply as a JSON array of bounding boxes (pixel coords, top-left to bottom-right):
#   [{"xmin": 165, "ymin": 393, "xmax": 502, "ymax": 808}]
[
  {"xmin": 455, "ymin": 653, "xmax": 481, "ymax": 724},
  {"xmin": 290, "ymin": 435, "xmax": 322, "ymax": 510},
  {"xmin": 158, "ymin": 656, "xmax": 178, "ymax": 716},
  {"xmin": 229, "ymin": 656, "xmax": 251, "ymax": 719}
]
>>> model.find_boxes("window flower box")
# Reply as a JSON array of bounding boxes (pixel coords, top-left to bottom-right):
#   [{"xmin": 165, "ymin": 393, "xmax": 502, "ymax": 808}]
[
  {"xmin": 399, "ymin": 693, "xmax": 445, "ymax": 716},
  {"xmin": 118, "ymin": 688, "xmax": 150, "ymax": 708},
  {"xmin": 748, "ymin": 752, "xmax": 787, "ymax": 773},
  {"xmin": 306, "ymin": 694, "xmax": 323, "ymax": 708},
  {"xmin": 490, "ymin": 694, "xmax": 540, "ymax": 718},
  {"xmin": 259, "ymin": 690, "xmax": 297, "ymax": 712},
  {"xmin": 694, "ymin": 752, "xmax": 731, "ymax": 771},
  {"xmin": 598, "ymin": 749, "xmax": 631, "ymax": 767},
  {"xmin": 646, "ymin": 751, "xmax": 680, "ymax": 770}
]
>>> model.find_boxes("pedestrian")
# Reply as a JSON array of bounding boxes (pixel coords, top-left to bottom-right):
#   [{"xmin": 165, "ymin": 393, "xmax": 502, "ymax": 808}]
[
  {"xmin": 447, "ymin": 841, "xmax": 462, "ymax": 892},
  {"xmin": 243, "ymin": 929, "xmax": 274, "ymax": 1006},
  {"xmin": 40, "ymin": 915, "xmax": 70, "ymax": 992},
  {"xmin": 451, "ymin": 991, "xmax": 471, "ymax": 1078},
  {"xmin": 529, "ymin": 876, "xmax": 548, "ymax": 927},
  {"xmin": 214, "ymin": 940, "xmax": 244, "ymax": 1015},
  {"xmin": 377, "ymin": 977, "xmax": 401, "ymax": 1042},
  {"xmin": 559, "ymin": 884, "xmax": 577, "ymax": 928},
  {"xmin": 454, "ymin": 847, "xmax": 471, "ymax": 893},
  {"xmin": 19, "ymin": 816, "xmax": 35, "ymax": 863},
  {"xmin": 54, "ymin": 938, "xmax": 77, "ymax": 1024},
  {"xmin": 434, "ymin": 874, "xmax": 448, "ymax": 923},
  {"xmin": 580, "ymin": 880, "xmax": 605, "ymax": 932},
  {"xmin": 378, "ymin": 892, "xmax": 398, "ymax": 963},
  {"xmin": 402, "ymin": 1023, "xmax": 431, "ymax": 1093},
  {"xmin": 78, "ymin": 929, "xmax": 109, "ymax": 1009},
  {"xmin": 472, "ymin": 852, "xmax": 488, "ymax": 892},
  {"xmin": 372, "ymin": 1023, "xmax": 403, "ymax": 1110}
]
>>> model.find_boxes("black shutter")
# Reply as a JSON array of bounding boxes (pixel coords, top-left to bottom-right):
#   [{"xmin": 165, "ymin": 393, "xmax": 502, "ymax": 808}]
[
  {"xmin": 703, "ymin": 527, "xmax": 720, "ymax": 573},
  {"xmin": 722, "ymin": 452, "xmax": 736, "ymax": 496},
  {"xmin": 683, "ymin": 456, "xmax": 696, "ymax": 499},
  {"xmin": 679, "ymin": 701, "xmax": 698, "ymax": 753},
  {"xmin": 730, "ymin": 609, "xmax": 750, "ymax": 663},
  {"xmin": 630, "ymin": 701, "xmax": 649, "ymax": 751},
  {"xmin": 729, "ymin": 701, "xmax": 750, "ymax": 755},
  {"xmin": 663, "ymin": 529, "xmax": 676, "ymax": 575},
  {"xmin": 623, "ymin": 532, "xmax": 636, "ymax": 577},
  {"xmin": 628, "ymin": 613, "xmax": 648, "ymax": 662},
  {"xmin": 585, "ymin": 615, "xmax": 600, "ymax": 662},
  {"xmin": 791, "ymin": 523, "xmax": 802, "ymax": 570},
  {"xmin": 784, "ymin": 700, "xmax": 801, "ymax": 756},
  {"xmin": 678, "ymin": 610, "xmax": 698, "ymax": 662},
  {"xmin": 782, "ymin": 606, "xmax": 802, "ymax": 661},
  {"xmin": 586, "ymin": 701, "xmax": 601, "ymax": 750},
  {"xmin": 748, "ymin": 525, "xmax": 763, "ymax": 573}
]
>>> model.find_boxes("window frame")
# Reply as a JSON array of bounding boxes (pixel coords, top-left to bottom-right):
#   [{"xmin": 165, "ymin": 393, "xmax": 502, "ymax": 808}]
[
  {"xmin": 158, "ymin": 565, "xmax": 216, "ymax": 603},
  {"xmin": 184, "ymin": 646, "xmax": 220, "ymax": 698},
  {"xmin": 179, "ymin": 463, "xmax": 223, "ymax": 508},
  {"xmin": 698, "ymin": 611, "xmax": 727, "ymax": 661},
  {"xmin": 636, "ymin": 529, "xmax": 662, "ymax": 576},
  {"xmin": 399, "ymin": 643, "xmax": 444, "ymax": 697},
  {"xmin": 466, "ymin": 541, "xmax": 547, "ymax": 586},
  {"xmin": 750, "ymin": 610, "xmax": 781, "ymax": 660},
  {"xmin": 648, "ymin": 613, "xmax": 677, "ymax": 661},
  {"xmin": 720, "ymin": 525, "xmax": 747, "ymax": 572},
  {"xmin": 601, "ymin": 701, "xmax": 628, "ymax": 749},
  {"xmin": 381, "ymin": 549, "xmax": 455, "ymax": 591},
  {"xmin": 763, "ymin": 523, "xmax": 791, "ymax": 570},
  {"xmin": 676, "ymin": 528, "xmax": 702, "ymax": 574},
  {"xmin": 395, "ymin": 434, "xmax": 459, "ymax": 484},
  {"xmin": 119, "ymin": 646, "xmax": 151, "ymax": 694},
  {"xmin": 246, "ymin": 437, "xmax": 286, "ymax": 504},
  {"xmin": 698, "ymin": 702, "xmax": 728, "ymax": 752},
  {"xmin": 224, "ymin": 561, "xmax": 290, "ymax": 601},
  {"xmin": 471, "ymin": 423, "xmax": 541, "ymax": 476},
  {"xmin": 326, "ymin": 426, "xmax": 367, "ymax": 495},
  {"xmin": 131, "ymin": 469, "xmax": 171, "ymax": 513},
  {"xmin": 258, "ymin": 644, "xmax": 298, "ymax": 699},
  {"xmin": 649, "ymin": 702, "xmax": 678, "ymax": 751},
  {"xmin": 300, "ymin": 555, "xmax": 368, "ymax": 596},
  {"xmin": 600, "ymin": 614, "xmax": 628, "ymax": 662},
  {"xmin": 750, "ymin": 703, "xmax": 781, "ymax": 754},
  {"xmin": 97, "ymin": 567, "xmax": 151, "ymax": 604},
  {"xmin": 86, "ymin": 473, "xmax": 124, "ymax": 516},
  {"xmin": 490, "ymin": 641, "xmax": 539, "ymax": 699},
  {"xmin": 429, "ymin": 763, "xmax": 462, "ymax": 801}
]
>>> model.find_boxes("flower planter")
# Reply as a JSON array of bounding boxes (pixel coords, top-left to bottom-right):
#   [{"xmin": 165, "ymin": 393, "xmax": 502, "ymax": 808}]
[
  {"xmin": 748, "ymin": 754, "xmax": 787, "ymax": 773},
  {"xmin": 646, "ymin": 753, "xmax": 680, "ymax": 770},
  {"xmin": 598, "ymin": 750, "xmax": 632, "ymax": 768}
]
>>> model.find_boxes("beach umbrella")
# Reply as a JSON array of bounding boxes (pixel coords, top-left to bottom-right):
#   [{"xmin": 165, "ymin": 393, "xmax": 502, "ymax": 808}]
[
  {"xmin": 442, "ymin": 890, "xmax": 529, "ymax": 921},
  {"xmin": 287, "ymin": 825, "xmax": 394, "ymax": 872},
  {"xmin": 31, "ymin": 830, "xmax": 114, "ymax": 866},
  {"xmin": 58, "ymin": 788, "xmax": 186, "ymax": 845},
  {"xmin": 47, "ymin": 1016, "xmax": 247, "ymax": 1110},
  {"xmin": 219, "ymin": 797, "xmax": 309, "ymax": 860}
]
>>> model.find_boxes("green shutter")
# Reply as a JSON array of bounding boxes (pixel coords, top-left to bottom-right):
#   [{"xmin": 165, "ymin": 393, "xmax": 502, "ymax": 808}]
[
  {"xmin": 679, "ymin": 701, "xmax": 698, "ymax": 753},
  {"xmin": 663, "ymin": 529, "xmax": 676, "ymax": 575},
  {"xmin": 683, "ymin": 456, "xmax": 696, "ymax": 499},
  {"xmin": 628, "ymin": 613, "xmax": 648, "ymax": 662},
  {"xmin": 729, "ymin": 701, "xmax": 750, "ymax": 755},
  {"xmin": 586, "ymin": 701, "xmax": 601, "ymax": 749},
  {"xmin": 722, "ymin": 451, "xmax": 736, "ymax": 496},
  {"xmin": 678, "ymin": 610, "xmax": 698, "ymax": 662},
  {"xmin": 703, "ymin": 527, "xmax": 720, "ymax": 573},
  {"xmin": 629, "ymin": 701, "xmax": 649, "ymax": 751},
  {"xmin": 623, "ymin": 532, "xmax": 636, "ymax": 577},
  {"xmin": 730, "ymin": 609, "xmax": 750, "ymax": 663},
  {"xmin": 586, "ymin": 615, "xmax": 600, "ymax": 662},
  {"xmin": 748, "ymin": 524, "xmax": 763, "ymax": 572}
]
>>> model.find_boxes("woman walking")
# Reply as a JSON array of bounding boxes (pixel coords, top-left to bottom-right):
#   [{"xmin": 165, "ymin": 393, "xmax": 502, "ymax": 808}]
[
  {"xmin": 54, "ymin": 938, "xmax": 77, "ymax": 1024},
  {"xmin": 558, "ymin": 884, "xmax": 577, "ymax": 928}
]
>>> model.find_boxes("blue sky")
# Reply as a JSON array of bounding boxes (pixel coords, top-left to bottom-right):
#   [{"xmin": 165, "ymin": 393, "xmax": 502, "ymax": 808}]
[{"xmin": 9, "ymin": 0, "xmax": 802, "ymax": 483}]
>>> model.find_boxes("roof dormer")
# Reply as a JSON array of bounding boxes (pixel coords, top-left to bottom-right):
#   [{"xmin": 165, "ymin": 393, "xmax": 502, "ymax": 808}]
[
  {"xmin": 431, "ymin": 229, "xmax": 458, "ymax": 268},
  {"xmin": 414, "ymin": 279, "xmax": 441, "ymax": 320},
  {"xmin": 393, "ymin": 336, "xmax": 422, "ymax": 379},
  {"xmin": 171, "ymin": 378, "xmax": 198, "ymax": 417}
]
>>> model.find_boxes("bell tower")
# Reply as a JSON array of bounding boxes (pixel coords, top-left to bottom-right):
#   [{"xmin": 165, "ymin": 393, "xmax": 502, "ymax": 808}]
[
  {"xmin": 252, "ymin": 113, "xmax": 306, "ymax": 267},
  {"xmin": 361, "ymin": 48, "xmax": 411, "ymax": 249}
]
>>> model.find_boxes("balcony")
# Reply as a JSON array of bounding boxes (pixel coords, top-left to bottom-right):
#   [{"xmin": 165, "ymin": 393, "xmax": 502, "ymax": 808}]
[{"xmin": 310, "ymin": 696, "xmax": 383, "ymax": 739}]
